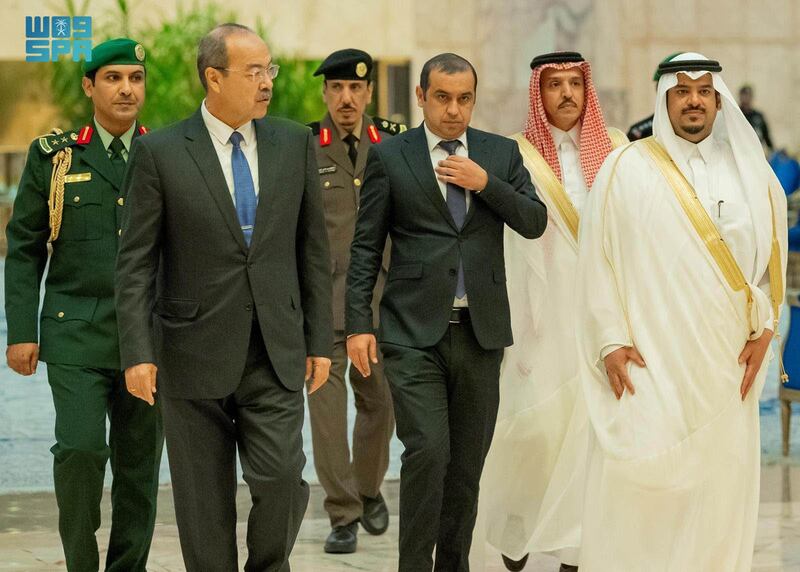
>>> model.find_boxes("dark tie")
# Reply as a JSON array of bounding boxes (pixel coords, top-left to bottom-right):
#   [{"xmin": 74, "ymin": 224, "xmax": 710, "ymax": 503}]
[
  {"xmin": 229, "ymin": 131, "xmax": 258, "ymax": 246},
  {"xmin": 109, "ymin": 137, "xmax": 126, "ymax": 183},
  {"xmin": 343, "ymin": 133, "xmax": 358, "ymax": 167},
  {"xmin": 438, "ymin": 139, "xmax": 466, "ymax": 298}
]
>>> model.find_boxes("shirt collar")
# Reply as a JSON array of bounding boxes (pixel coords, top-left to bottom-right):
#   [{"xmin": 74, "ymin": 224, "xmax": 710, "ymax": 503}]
[
  {"xmin": 336, "ymin": 116, "xmax": 364, "ymax": 142},
  {"xmin": 93, "ymin": 118, "xmax": 136, "ymax": 152},
  {"xmin": 548, "ymin": 122, "xmax": 581, "ymax": 149},
  {"xmin": 423, "ymin": 122, "xmax": 468, "ymax": 153},
  {"xmin": 201, "ymin": 99, "xmax": 256, "ymax": 148},
  {"xmin": 674, "ymin": 131, "xmax": 718, "ymax": 164}
]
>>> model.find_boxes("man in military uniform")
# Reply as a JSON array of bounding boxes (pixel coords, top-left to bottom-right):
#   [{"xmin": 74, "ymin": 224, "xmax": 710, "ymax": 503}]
[
  {"xmin": 307, "ymin": 48, "xmax": 402, "ymax": 554},
  {"xmin": 4, "ymin": 39, "xmax": 163, "ymax": 571},
  {"xmin": 739, "ymin": 84, "xmax": 774, "ymax": 152}
]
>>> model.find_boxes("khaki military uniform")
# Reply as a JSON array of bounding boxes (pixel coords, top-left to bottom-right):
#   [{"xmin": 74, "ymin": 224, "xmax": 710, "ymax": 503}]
[{"xmin": 307, "ymin": 113, "xmax": 402, "ymax": 527}]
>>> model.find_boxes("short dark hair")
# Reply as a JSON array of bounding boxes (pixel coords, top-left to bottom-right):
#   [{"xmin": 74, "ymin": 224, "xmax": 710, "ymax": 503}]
[
  {"xmin": 196, "ymin": 23, "xmax": 255, "ymax": 91},
  {"xmin": 419, "ymin": 53, "xmax": 477, "ymax": 95},
  {"xmin": 739, "ymin": 84, "xmax": 753, "ymax": 95}
]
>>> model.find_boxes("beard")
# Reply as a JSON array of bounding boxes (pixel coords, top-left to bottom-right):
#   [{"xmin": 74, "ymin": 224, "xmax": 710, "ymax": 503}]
[{"xmin": 681, "ymin": 123, "xmax": 705, "ymax": 135}]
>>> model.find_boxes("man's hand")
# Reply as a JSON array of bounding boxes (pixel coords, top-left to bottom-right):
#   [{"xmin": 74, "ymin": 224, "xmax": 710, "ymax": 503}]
[
  {"xmin": 603, "ymin": 346, "xmax": 646, "ymax": 399},
  {"xmin": 435, "ymin": 156, "xmax": 489, "ymax": 192},
  {"xmin": 347, "ymin": 333, "xmax": 378, "ymax": 378},
  {"xmin": 6, "ymin": 343, "xmax": 39, "ymax": 376},
  {"xmin": 125, "ymin": 363, "xmax": 158, "ymax": 406},
  {"xmin": 305, "ymin": 356, "xmax": 332, "ymax": 394},
  {"xmin": 739, "ymin": 329, "xmax": 773, "ymax": 400}
]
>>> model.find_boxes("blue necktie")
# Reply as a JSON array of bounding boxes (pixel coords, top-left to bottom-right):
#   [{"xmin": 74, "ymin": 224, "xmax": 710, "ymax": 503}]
[
  {"xmin": 439, "ymin": 139, "xmax": 466, "ymax": 298},
  {"xmin": 230, "ymin": 131, "xmax": 258, "ymax": 246}
]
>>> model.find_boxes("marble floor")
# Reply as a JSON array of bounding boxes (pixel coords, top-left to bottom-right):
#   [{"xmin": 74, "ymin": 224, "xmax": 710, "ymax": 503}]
[{"xmin": 1, "ymin": 463, "xmax": 800, "ymax": 571}]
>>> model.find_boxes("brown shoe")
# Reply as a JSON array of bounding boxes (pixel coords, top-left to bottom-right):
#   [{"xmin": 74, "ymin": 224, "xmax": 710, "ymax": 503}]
[{"xmin": 502, "ymin": 553, "xmax": 529, "ymax": 571}]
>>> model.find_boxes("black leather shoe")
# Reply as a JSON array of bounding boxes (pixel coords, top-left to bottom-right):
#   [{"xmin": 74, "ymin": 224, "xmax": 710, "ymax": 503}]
[
  {"xmin": 324, "ymin": 521, "xmax": 358, "ymax": 554},
  {"xmin": 559, "ymin": 564, "xmax": 579, "ymax": 572},
  {"xmin": 502, "ymin": 553, "xmax": 529, "ymax": 571},
  {"xmin": 360, "ymin": 492, "xmax": 389, "ymax": 535}
]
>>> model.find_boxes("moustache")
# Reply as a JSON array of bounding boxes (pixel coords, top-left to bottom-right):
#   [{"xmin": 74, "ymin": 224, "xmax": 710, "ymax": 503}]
[
  {"xmin": 257, "ymin": 90, "xmax": 272, "ymax": 102},
  {"xmin": 682, "ymin": 106, "xmax": 705, "ymax": 114},
  {"xmin": 558, "ymin": 100, "xmax": 577, "ymax": 109}
]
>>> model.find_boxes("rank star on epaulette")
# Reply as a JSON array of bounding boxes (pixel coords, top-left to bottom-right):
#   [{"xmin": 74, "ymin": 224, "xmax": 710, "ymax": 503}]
[
  {"xmin": 37, "ymin": 128, "xmax": 81, "ymax": 155},
  {"xmin": 372, "ymin": 117, "xmax": 406, "ymax": 136}
]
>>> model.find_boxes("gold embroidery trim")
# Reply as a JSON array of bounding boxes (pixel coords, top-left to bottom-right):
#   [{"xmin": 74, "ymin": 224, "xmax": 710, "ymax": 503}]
[
  {"xmin": 641, "ymin": 137, "xmax": 787, "ymax": 345},
  {"xmin": 513, "ymin": 133, "xmax": 579, "ymax": 241},
  {"xmin": 48, "ymin": 127, "xmax": 71, "ymax": 242},
  {"xmin": 607, "ymin": 127, "xmax": 629, "ymax": 149},
  {"xmin": 513, "ymin": 129, "xmax": 629, "ymax": 242}
]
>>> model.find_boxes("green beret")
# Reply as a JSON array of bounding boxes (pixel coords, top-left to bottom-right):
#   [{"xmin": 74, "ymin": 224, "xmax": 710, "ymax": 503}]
[
  {"xmin": 82, "ymin": 38, "xmax": 146, "ymax": 74},
  {"xmin": 314, "ymin": 48, "xmax": 372, "ymax": 81}
]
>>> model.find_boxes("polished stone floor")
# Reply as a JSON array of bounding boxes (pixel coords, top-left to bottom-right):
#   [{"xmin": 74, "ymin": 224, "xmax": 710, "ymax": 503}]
[{"xmin": 2, "ymin": 463, "xmax": 800, "ymax": 571}]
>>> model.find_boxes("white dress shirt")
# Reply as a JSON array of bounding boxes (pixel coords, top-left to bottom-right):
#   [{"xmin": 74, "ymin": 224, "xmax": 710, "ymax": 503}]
[
  {"xmin": 676, "ymin": 134, "xmax": 758, "ymax": 281},
  {"xmin": 548, "ymin": 122, "xmax": 589, "ymax": 214},
  {"xmin": 201, "ymin": 100, "xmax": 260, "ymax": 203},
  {"xmin": 600, "ymin": 133, "xmax": 764, "ymax": 360},
  {"xmin": 423, "ymin": 122, "xmax": 471, "ymax": 306},
  {"xmin": 423, "ymin": 122, "xmax": 472, "ymax": 209},
  {"xmin": 94, "ymin": 118, "xmax": 136, "ymax": 161}
]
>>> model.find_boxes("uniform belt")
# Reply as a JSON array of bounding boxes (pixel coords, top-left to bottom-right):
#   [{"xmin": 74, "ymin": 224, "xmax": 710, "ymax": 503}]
[{"xmin": 449, "ymin": 307, "xmax": 470, "ymax": 324}]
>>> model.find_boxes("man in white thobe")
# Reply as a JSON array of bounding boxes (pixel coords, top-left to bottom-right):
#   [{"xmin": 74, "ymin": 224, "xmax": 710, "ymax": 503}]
[
  {"xmin": 474, "ymin": 51, "xmax": 627, "ymax": 572},
  {"xmin": 576, "ymin": 52, "xmax": 787, "ymax": 572}
]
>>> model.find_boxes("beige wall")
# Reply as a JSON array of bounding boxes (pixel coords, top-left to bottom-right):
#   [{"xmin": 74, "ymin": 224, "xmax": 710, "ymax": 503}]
[{"xmin": 2, "ymin": 0, "xmax": 799, "ymax": 149}]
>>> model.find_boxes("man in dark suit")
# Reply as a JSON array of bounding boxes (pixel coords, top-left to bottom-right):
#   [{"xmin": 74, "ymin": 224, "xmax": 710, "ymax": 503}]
[
  {"xmin": 306, "ymin": 48, "xmax": 402, "ymax": 554},
  {"xmin": 115, "ymin": 24, "xmax": 333, "ymax": 572},
  {"xmin": 346, "ymin": 53, "xmax": 547, "ymax": 572}
]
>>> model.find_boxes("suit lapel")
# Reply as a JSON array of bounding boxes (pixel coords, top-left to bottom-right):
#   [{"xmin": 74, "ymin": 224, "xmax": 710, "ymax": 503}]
[
  {"xmin": 353, "ymin": 115, "xmax": 372, "ymax": 176},
  {"xmin": 80, "ymin": 122, "xmax": 120, "ymax": 189},
  {"xmin": 401, "ymin": 125, "xmax": 457, "ymax": 231},
  {"xmin": 183, "ymin": 109, "xmax": 247, "ymax": 251},
  {"xmin": 321, "ymin": 114, "xmax": 354, "ymax": 176},
  {"xmin": 464, "ymin": 127, "xmax": 491, "ymax": 228},
  {"xmin": 249, "ymin": 118, "xmax": 280, "ymax": 251}
]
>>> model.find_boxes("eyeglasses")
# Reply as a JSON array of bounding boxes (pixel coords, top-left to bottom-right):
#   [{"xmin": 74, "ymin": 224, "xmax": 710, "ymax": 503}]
[{"xmin": 214, "ymin": 64, "xmax": 280, "ymax": 83}]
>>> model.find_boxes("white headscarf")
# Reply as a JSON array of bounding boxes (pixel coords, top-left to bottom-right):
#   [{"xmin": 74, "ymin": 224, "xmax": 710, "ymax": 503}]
[{"xmin": 652, "ymin": 51, "xmax": 784, "ymax": 285}]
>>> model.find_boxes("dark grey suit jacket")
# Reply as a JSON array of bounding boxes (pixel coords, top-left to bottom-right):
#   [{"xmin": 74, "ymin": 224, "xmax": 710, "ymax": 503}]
[
  {"xmin": 345, "ymin": 124, "xmax": 547, "ymax": 350},
  {"xmin": 116, "ymin": 109, "xmax": 333, "ymax": 399}
]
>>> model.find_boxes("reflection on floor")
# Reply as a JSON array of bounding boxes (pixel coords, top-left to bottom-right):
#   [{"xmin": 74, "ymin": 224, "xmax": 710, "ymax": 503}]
[{"xmin": 1, "ymin": 463, "xmax": 800, "ymax": 571}]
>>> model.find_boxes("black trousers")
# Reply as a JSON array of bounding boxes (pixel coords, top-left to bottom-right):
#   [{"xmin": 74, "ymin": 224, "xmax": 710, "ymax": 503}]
[
  {"xmin": 161, "ymin": 326, "xmax": 308, "ymax": 572},
  {"xmin": 381, "ymin": 318, "xmax": 503, "ymax": 572}
]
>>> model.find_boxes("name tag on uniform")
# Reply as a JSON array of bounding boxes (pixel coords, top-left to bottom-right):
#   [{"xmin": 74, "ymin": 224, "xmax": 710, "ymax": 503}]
[
  {"xmin": 64, "ymin": 173, "xmax": 92, "ymax": 183},
  {"xmin": 318, "ymin": 166, "xmax": 337, "ymax": 175}
]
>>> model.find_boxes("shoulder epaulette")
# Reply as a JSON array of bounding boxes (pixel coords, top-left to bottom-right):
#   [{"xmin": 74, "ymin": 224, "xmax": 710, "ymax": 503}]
[
  {"xmin": 307, "ymin": 121, "xmax": 321, "ymax": 136},
  {"xmin": 372, "ymin": 116, "xmax": 407, "ymax": 136},
  {"xmin": 37, "ymin": 127, "xmax": 83, "ymax": 155}
]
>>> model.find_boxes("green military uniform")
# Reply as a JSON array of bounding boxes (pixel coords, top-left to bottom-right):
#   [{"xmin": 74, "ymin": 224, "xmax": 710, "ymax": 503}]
[
  {"xmin": 305, "ymin": 49, "xmax": 406, "ymax": 542},
  {"xmin": 4, "ymin": 39, "xmax": 163, "ymax": 572}
]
